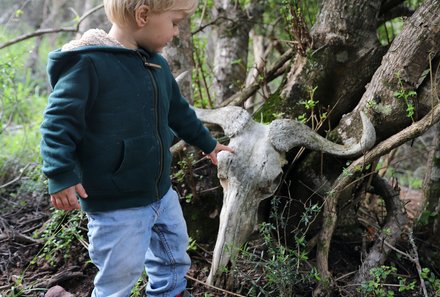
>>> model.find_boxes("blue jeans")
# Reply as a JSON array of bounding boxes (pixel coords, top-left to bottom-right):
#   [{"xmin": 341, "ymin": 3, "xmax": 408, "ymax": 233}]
[{"xmin": 86, "ymin": 187, "xmax": 190, "ymax": 297}]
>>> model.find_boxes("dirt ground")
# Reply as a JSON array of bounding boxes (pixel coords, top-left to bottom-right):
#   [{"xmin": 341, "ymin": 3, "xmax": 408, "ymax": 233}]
[
  {"xmin": 0, "ymin": 176, "xmax": 431, "ymax": 297},
  {"xmin": 0, "ymin": 188, "xmax": 244, "ymax": 297}
]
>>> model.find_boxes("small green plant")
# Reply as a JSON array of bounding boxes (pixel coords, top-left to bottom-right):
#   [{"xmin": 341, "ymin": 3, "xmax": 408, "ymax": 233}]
[
  {"xmin": 271, "ymin": 111, "xmax": 285, "ymax": 120},
  {"xmin": 191, "ymin": 34, "xmax": 213, "ymax": 109},
  {"xmin": 3, "ymin": 287, "xmax": 24, "ymax": 297},
  {"xmin": 342, "ymin": 161, "xmax": 353, "ymax": 177},
  {"xmin": 187, "ymin": 237, "xmax": 197, "ymax": 252},
  {"xmin": 417, "ymin": 209, "xmax": 437, "ymax": 226},
  {"xmin": 32, "ymin": 210, "xmax": 87, "ymax": 266},
  {"xmin": 184, "ymin": 193, "xmax": 193, "ymax": 203},
  {"xmin": 359, "ymin": 266, "xmax": 417, "ymax": 297},
  {"xmin": 172, "ymin": 154, "xmax": 195, "ymax": 183},
  {"xmin": 296, "ymin": 85, "xmax": 330, "ymax": 134},
  {"xmin": 297, "ymin": 113, "xmax": 307, "ymax": 123},
  {"xmin": 172, "ymin": 153, "xmax": 198, "ymax": 203},
  {"xmin": 367, "ymin": 99, "xmax": 378, "ymax": 109},
  {"xmin": 0, "ymin": 37, "xmax": 47, "ymax": 193},
  {"xmin": 299, "ymin": 86, "xmax": 319, "ymax": 128},
  {"xmin": 299, "ymin": 202, "xmax": 321, "ymax": 226},
  {"xmin": 397, "ymin": 276, "xmax": 416, "ymax": 293},
  {"xmin": 360, "ymin": 265, "xmax": 397, "ymax": 297},
  {"xmin": 421, "ymin": 268, "xmax": 440, "ymax": 295},
  {"xmin": 231, "ymin": 197, "xmax": 318, "ymax": 297},
  {"xmin": 394, "ymin": 72, "xmax": 417, "ymax": 120},
  {"xmin": 130, "ymin": 272, "xmax": 148, "ymax": 296}
]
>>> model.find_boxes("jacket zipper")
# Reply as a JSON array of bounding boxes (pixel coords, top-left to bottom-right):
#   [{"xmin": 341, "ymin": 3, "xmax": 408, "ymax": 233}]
[{"xmin": 136, "ymin": 51, "xmax": 164, "ymax": 200}]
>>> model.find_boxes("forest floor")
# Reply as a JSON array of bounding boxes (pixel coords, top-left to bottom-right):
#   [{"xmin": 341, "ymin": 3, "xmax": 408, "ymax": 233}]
[
  {"xmin": 0, "ymin": 169, "xmax": 430, "ymax": 297},
  {"xmin": 0, "ymin": 188, "xmax": 243, "ymax": 297}
]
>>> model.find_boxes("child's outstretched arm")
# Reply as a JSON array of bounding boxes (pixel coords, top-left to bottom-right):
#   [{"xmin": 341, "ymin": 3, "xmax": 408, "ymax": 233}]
[{"xmin": 206, "ymin": 143, "xmax": 234, "ymax": 166}]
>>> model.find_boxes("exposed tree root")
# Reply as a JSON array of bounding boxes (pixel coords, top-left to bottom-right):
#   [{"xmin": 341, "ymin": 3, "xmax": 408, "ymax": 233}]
[
  {"xmin": 313, "ymin": 103, "xmax": 440, "ymax": 296},
  {"xmin": 348, "ymin": 175, "xmax": 408, "ymax": 288}
]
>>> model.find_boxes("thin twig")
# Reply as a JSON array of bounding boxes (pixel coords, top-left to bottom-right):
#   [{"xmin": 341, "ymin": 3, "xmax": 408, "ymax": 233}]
[
  {"xmin": 0, "ymin": 4, "xmax": 104, "ymax": 50},
  {"xmin": 192, "ymin": 16, "xmax": 237, "ymax": 35},
  {"xmin": 0, "ymin": 163, "xmax": 32, "ymax": 189},
  {"xmin": 383, "ymin": 240, "xmax": 414, "ymax": 261},
  {"xmin": 334, "ymin": 270, "xmax": 357, "ymax": 282},
  {"xmin": 408, "ymin": 231, "xmax": 429, "ymax": 297},
  {"xmin": 186, "ymin": 274, "xmax": 246, "ymax": 297},
  {"xmin": 220, "ymin": 48, "xmax": 295, "ymax": 107}
]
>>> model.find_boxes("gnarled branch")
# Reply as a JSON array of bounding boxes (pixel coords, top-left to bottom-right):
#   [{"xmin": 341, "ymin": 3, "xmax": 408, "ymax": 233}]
[{"xmin": 314, "ymin": 102, "xmax": 440, "ymax": 295}]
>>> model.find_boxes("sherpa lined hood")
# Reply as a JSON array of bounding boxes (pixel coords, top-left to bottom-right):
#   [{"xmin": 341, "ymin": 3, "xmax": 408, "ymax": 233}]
[
  {"xmin": 61, "ymin": 29, "xmax": 123, "ymax": 51},
  {"xmin": 46, "ymin": 29, "xmax": 156, "ymax": 88}
]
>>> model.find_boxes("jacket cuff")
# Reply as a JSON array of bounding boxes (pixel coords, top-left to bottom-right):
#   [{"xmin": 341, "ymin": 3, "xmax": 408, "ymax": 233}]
[
  {"xmin": 193, "ymin": 129, "xmax": 217, "ymax": 154},
  {"xmin": 48, "ymin": 170, "xmax": 80, "ymax": 194}
]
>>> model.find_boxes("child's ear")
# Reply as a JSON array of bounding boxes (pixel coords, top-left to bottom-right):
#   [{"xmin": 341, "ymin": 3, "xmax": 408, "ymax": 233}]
[{"xmin": 135, "ymin": 5, "xmax": 150, "ymax": 27}]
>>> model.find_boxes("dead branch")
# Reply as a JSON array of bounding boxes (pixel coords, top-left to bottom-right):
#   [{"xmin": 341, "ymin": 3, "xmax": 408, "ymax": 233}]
[
  {"xmin": 0, "ymin": 163, "xmax": 33, "ymax": 189},
  {"xmin": 0, "ymin": 230, "xmax": 44, "ymax": 245},
  {"xmin": 313, "ymin": 102, "xmax": 440, "ymax": 296},
  {"xmin": 186, "ymin": 274, "xmax": 246, "ymax": 297},
  {"xmin": 35, "ymin": 270, "xmax": 84, "ymax": 289},
  {"xmin": 0, "ymin": 4, "xmax": 103, "ymax": 50},
  {"xmin": 220, "ymin": 48, "xmax": 295, "ymax": 107},
  {"xmin": 408, "ymin": 231, "xmax": 429, "ymax": 297}
]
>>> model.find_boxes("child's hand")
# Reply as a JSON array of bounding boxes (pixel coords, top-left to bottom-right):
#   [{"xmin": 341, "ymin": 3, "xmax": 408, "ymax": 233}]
[
  {"xmin": 206, "ymin": 143, "xmax": 235, "ymax": 166},
  {"xmin": 50, "ymin": 183, "xmax": 88, "ymax": 211}
]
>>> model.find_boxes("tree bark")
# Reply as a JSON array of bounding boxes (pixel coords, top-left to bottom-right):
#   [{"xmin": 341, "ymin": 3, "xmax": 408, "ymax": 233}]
[
  {"xmin": 287, "ymin": 0, "xmax": 440, "ymax": 234},
  {"xmin": 348, "ymin": 176, "xmax": 409, "ymax": 289},
  {"xmin": 211, "ymin": 0, "xmax": 262, "ymax": 105},
  {"xmin": 337, "ymin": 0, "xmax": 440, "ymax": 142},
  {"xmin": 163, "ymin": 18, "xmax": 195, "ymax": 103},
  {"xmin": 313, "ymin": 102, "xmax": 440, "ymax": 296},
  {"xmin": 280, "ymin": 0, "xmax": 385, "ymax": 125},
  {"xmin": 78, "ymin": 0, "xmax": 95, "ymax": 35},
  {"xmin": 26, "ymin": 0, "xmax": 73, "ymax": 72},
  {"xmin": 424, "ymin": 122, "xmax": 440, "ymax": 239}
]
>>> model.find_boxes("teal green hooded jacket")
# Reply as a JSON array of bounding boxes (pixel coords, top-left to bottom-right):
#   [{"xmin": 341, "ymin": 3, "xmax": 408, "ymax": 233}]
[{"xmin": 40, "ymin": 32, "xmax": 216, "ymax": 212}]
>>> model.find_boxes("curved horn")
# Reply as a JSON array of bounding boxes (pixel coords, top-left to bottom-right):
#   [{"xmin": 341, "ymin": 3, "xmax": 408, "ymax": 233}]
[
  {"xmin": 269, "ymin": 112, "xmax": 376, "ymax": 157},
  {"xmin": 194, "ymin": 106, "xmax": 252, "ymax": 137},
  {"xmin": 175, "ymin": 70, "xmax": 190, "ymax": 85},
  {"xmin": 175, "ymin": 70, "xmax": 251, "ymax": 137},
  {"xmin": 175, "ymin": 72, "xmax": 252, "ymax": 137}
]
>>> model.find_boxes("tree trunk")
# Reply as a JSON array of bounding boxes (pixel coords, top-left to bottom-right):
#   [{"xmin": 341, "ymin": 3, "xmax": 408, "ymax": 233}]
[
  {"xmin": 424, "ymin": 123, "xmax": 440, "ymax": 240},
  {"xmin": 78, "ymin": 0, "xmax": 95, "ymax": 35},
  {"xmin": 337, "ymin": 0, "xmax": 440, "ymax": 142},
  {"xmin": 280, "ymin": 0, "xmax": 385, "ymax": 125},
  {"xmin": 211, "ymin": 0, "xmax": 262, "ymax": 105},
  {"xmin": 163, "ymin": 18, "xmax": 195, "ymax": 103},
  {"xmin": 284, "ymin": 0, "xmax": 440, "ymax": 215}
]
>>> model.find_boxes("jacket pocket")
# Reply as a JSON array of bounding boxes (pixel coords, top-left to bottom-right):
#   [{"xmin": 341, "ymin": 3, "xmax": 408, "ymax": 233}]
[{"xmin": 112, "ymin": 135, "xmax": 156, "ymax": 192}]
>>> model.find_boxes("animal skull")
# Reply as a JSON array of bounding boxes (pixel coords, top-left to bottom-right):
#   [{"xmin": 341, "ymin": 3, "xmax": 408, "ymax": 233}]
[
  {"xmin": 174, "ymin": 71, "xmax": 375, "ymax": 285},
  {"xmin": 195, "ymin": 106, "xmax": 376, "ymax": 285}
]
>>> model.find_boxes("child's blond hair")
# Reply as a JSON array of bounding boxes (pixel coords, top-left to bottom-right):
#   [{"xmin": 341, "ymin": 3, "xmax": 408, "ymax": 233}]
[{"xmin": 104, "ymin": 0, "xmax": 198, "ymax": 26}]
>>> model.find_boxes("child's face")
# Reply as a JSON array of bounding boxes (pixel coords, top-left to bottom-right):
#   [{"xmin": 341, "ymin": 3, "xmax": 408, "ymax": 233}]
[{"xmin": 135, "ymin": 9, "xmax": 186, "ymax": 52}]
